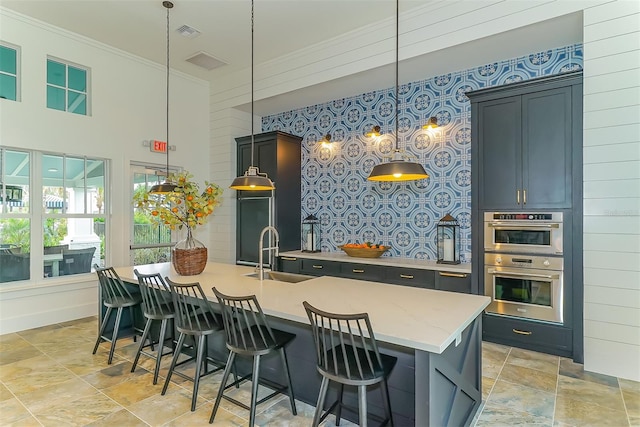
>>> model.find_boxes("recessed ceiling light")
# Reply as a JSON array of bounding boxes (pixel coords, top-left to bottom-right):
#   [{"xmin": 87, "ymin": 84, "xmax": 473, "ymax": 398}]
[{"xmin": 48, "ymin": 168, "xmax": 58, "ymax": 172}]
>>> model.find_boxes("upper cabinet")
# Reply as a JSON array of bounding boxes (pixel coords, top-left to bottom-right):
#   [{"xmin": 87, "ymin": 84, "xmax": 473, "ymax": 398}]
[{"xmin": 469, "ymin": 72, "xmax": 582, "ymax": 210}]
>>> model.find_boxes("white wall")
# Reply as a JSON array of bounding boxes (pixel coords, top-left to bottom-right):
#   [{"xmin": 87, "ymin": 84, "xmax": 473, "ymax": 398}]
[
  {"xmin": 0, "ymin": 9, "xmax": 210, "ymax": 334},
  {"xmin": 582, "ymin": 0, "xmax": 640, "ymax": 381}
]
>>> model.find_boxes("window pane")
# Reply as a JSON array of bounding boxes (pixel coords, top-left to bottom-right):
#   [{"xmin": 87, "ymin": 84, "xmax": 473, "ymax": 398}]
[
  {"xmin": 68, "ymin": 66, "xmax": 86, "ymax": 91},
  {"xmin": 65, "ymin": 157, "xmax": 85, "ymax": 214},
  {"xmin": 43, "ymin": 218, "xmax": 67, "ymax": 278},
  {"xmin": 42, "ymin": 217, "xmax": 101, "ymax": 276},
  {"xmin": 42, "ymin": 154, "xmax": 65, "ymax": 213},
  {"xmin": 1, "ymin": 150, "xmax": 30, "ymax": 214},
  {"xmin": 0, "ymin": 74, "xmax": 16, "ymax": 101},
  {"xmin": 47, "ymin": 86, "xmax": 65, "ymax": 111},
  {"xmin": 0, "ymin": 218, "xmax": 30, "ymax": 283},
  {"xmin": 86, "ymin": 159, "xmax": 105, "ymax": 214},
  {"xmin": 47, "ymin": 60, "xmax": 65, "ymax": 86},
  {"xmin": 0, "ymin": 45, "xmax": 17, "ymax": 74},
  {"xmin": 68, "ymin": 91, "xmax": 86, "ymax": 115},
  {"xmin": 133, "ymin": 247, "xmax": 170, "ymax": 266}
]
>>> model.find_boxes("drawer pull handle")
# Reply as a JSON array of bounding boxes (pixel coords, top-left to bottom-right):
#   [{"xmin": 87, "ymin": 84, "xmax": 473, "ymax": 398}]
[
  {"xmin": 400, "ymin": 274, "xmax": 414, "ymax": 279},
  {"xmin": 281, "ymin": 256, "xmax": 297, "ymax": 261},
  {"xmin": 439, "ymin": 272, "xmax": 468, "ymax": 278},
  {"xmin": 352, "ymin": 269, "xmax": 365, "ymax": 273},
  {"xmin": 312, "ymin": 265, "xmax": 323, "ymax": 269},
  {"xmin": 512, "ymin": 329, "xmax": 532, "ymax": 336}
]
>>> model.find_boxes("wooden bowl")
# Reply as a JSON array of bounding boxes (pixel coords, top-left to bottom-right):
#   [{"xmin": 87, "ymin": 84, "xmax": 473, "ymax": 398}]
[{"xmin": 338, "ymin": 245, "xmax": 390, "ymax": 258}]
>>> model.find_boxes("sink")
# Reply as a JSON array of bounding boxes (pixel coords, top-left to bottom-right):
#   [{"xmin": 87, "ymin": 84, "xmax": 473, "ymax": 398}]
[{"xmin": 245, "ymin": 271, "xmax": 314, "ymax": 283}]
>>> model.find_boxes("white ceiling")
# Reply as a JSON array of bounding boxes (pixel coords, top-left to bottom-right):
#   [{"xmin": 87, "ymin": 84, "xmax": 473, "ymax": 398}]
[{"xmin": 2, "ymin": 0, "xmax": 583, "ymax": 115}]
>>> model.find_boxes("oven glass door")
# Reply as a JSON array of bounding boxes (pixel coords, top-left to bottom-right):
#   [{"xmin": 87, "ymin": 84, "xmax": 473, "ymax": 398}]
[
  {"xmin": 494, "ymin": 228, "xmax": 551, "ymax": 246},
  {"xmin": 485, "ymin": 267, "xmax": 563, "ymax": 323},
  {"xmin": 485, "ymin": 222, "xmax": 562, "ymax": 254}
]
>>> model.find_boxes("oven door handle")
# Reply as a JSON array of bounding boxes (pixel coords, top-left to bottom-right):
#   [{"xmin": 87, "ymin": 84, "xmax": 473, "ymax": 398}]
[
  {"xmin": 487, "ymin": 269, "xmax": 559, "ymax": 280},
  {"xmin": 488, "ymin": 222, "xmax": 560, "ymax": 229}
]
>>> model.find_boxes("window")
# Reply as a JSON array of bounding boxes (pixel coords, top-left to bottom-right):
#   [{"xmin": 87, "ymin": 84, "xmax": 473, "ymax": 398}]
[
  {"xmin": 0, "ymin": 42, "xmax": 20, "ymax": 101},
  {"xmin": 0, "ymin": 147, "xmax": 108, "ymax": 283},
  {"xmin": 46, "ymin": 58, "xmax": 89, "ymax": 115}
]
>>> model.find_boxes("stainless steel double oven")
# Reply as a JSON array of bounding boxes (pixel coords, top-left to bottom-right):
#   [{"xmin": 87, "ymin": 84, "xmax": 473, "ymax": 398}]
[{"xmin": 483, "ymin": 212, "xmax": 564, "ymax": 324}]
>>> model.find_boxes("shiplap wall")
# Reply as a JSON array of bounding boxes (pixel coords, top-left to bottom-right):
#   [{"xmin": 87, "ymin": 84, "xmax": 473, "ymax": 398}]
[{"xmin": 582, "ymin": 0, "xmax": 640, "ymax": 381}]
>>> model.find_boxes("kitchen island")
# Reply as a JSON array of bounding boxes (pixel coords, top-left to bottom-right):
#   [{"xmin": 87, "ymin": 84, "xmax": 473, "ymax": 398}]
[{"xmin": 114, "ymin": 262, "xmax": 490, "ymax": 426}]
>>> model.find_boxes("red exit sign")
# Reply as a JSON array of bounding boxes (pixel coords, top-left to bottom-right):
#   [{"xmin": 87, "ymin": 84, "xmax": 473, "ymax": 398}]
[{"xmin": 150, "ymin": 140, "xmax": 167, "ymax": 153}]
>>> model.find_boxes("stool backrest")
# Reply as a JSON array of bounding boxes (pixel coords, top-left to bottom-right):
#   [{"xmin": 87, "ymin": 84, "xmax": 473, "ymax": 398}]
[
  {"xmin": 165, "ymin": 278, "xmax": 220, "ymax": 334},
  {"xmin": 303, "ymin": 301, "xmax": 383, "ymax": 381},
  {"xmin": 134, "ymin": 269, "xmax": 172, "ymax": 317},
  {"xmin": 94, "ymin": 265, "xmax": 136, "ymax": 303},
  {"xmin": 212, "ymin": 287, "xmax": 275, "ymax": 352}
]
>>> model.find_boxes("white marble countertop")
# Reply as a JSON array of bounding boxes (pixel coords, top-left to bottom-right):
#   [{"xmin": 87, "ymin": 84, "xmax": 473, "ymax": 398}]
[
  {"xmin": 115, "ymin": 262, "xmax": 489, "ymax": 354},
  {"xmin": 280, "ymin": 250, "xmax": 472, "ymax": 274}
]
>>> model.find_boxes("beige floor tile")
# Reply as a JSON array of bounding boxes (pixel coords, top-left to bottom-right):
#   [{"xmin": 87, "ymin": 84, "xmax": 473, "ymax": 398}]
[
  {"xmin": 33, "ymin": 390, "xmax": 122, "ymax": 427},
  {"xmin": 559, "ymin": 358, "xmax": 619, "ymax": 388},
  {"xmin": 0, "ymin": 334, "xmax": 32, "ymax": 352},
  {"xmin": 16, "ymin": 324, "xmax": 62, "ymax": 341},
  {"xmin": 622, "ymin": 388, "xmax": 640, "ymax": 420},
  {"xmin": 101, "ymin": 370, "xmax": 164, "ymax": 407},
  {"xmin": 498, "ymin": 363, "xmax": 558, "ymax": 394},
  {"xmin": 84, "ymin": 408, "xmax": 148, "ymax": 426},
  {"xmin": 557, "ymin": 375, "xmax": 626, "ymax": 413},
  {"xmin": 0, "ymin": 345, "xmax": 45, "ymax": 366},
  {"xmin": 1, "ymin": 358, "xmax": 76, "ymax": 395},
  {"xmin": 506, "ymin": 347, "xmax": 559, "ymax": 375},
  {"xmin": 81, "ymin": 360, "xmax": 145, "ymax": 390},
  {"xmin": 0, "ymin": 382, "xmax": 15, "ymax": 402},
  {"xmin": 47, "ymin": 346, "xmax": 123, "ymax": 376},
  {"xmin": 486, "ymin": 379, "xmax": 555, "ymax": 419},
  {"xmin": 621, "ymin": 378, "xmax": 640, "ymax": 394},
  {"xmin": 254, "ymin": 397, "xmax": 312, "ymax": 426},
  {"xmin": 168, "ymin": 401, "xmax": 247, "ymax": 426},
  {"xmin": 14, "ymin": 377, "xmax": 96, "ymax": 414},
  {"xmin": 482, "ymin": 376, "xmax": 495, "ymax": 401},
  {"xmin": 554, "ymin": 394, "xmax": 629, "ymax": 426},
  {"xmin": 474, "ymin": 401, "xmax": 553, "ymax": 426},
  {"xmin": 127, "ymin": 386, "xmax": 208, "ymax": 425},
  {"xmin": 0, "ymin": 396, "xmax": 33, "ymax": 425}
]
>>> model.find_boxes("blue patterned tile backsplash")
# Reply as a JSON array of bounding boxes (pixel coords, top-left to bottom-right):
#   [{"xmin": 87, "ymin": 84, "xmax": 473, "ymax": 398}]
[{"xmin": 262, "ymin": 44, "xmax": 583, "ymax": 262}]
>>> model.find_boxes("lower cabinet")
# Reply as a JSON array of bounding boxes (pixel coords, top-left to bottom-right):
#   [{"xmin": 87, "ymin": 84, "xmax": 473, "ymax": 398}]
[
  {"xmin": 384, "ymin": 267, "xmax": 435, "ymax": 289},
  {"xmin": 277, "ymin": 256, "xmax": 300, "ymax": 273},
  {"xmin": 299, "ymin": 258, "xmax": 340, "ymax": 276},
  {"xmin": 435, "ymin": 271, "xmax": 471, "ymax": 293},
  {"xmin": 483, "ymin": 313, "xmax": 572, "ymax": 357},
  {"xmin": 339, "ymin": 263, "xmax": 384, "ymax": 281}
]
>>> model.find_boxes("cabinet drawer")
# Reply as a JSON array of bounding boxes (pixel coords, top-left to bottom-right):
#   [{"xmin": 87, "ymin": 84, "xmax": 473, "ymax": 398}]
[
  {"xmin": 277, "ymin": 256, "xmax": 300, "ymax": 273},
  {"xmin": 482, "ymin": 313, "xmax": 572, "ymax": 357},
  {"xmin": 435, "ymin": 271, "xmax": 471, "ymax": 294},
  {"xmin": 300, "ymin": 259, "xmax": 339, "ymax": 276},
  {"xmin": 339, "ymin": 263, "xmax": 384, "ymax": 281},
  {"xmin": 384, "ymin": 267, "xmax": 434, "ymax": 288}
]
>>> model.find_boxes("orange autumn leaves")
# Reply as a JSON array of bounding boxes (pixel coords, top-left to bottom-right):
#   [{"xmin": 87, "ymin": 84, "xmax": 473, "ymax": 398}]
[{"xmin": 134, "ymin": 171, "xmax": 223, "ymax": 232}]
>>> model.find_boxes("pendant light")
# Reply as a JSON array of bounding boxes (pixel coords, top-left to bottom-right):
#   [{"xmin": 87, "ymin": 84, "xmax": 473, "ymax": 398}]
[
  {"xmin": 230, "ymin": 0, "xmax": 275, "ymax": 191},
  {"xmin": 367, "ymin": 0, "xmax": 429, "ymax": 182},
  {"xmin": 150, "ymin": 1, "xmax": 178, "ymax": 195}
]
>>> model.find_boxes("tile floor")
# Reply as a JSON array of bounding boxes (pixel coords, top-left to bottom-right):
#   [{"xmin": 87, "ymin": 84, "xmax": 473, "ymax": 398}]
[{"xmin": 0, "ymin": 316, "xmax": 638, "ymax": 426}]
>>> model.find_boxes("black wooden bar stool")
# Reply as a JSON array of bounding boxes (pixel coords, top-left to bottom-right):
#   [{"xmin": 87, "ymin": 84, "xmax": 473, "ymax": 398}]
[
  {"xmin": 209, "ymin": 287, "xmax": 297, "ymax": 426},
  {"xmin": 130, "ymin": 269, "xmax": 176, "ymax": 384},
  {"xmin": 303, "ymin": 301, "xmax": 396, "ymax": 427},
  {"xmin": 162, "ymin": 278, "xmax": 226, "ymax": 411},
  {"xmin": 93, "ymin": 265, "xmax": 142, "ymax": 364}
]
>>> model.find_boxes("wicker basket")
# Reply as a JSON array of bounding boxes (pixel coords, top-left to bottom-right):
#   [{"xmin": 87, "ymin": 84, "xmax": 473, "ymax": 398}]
[
  {"xmin": 172, "ymin": 247, "xmax": 208, "ymax": 275},
  {"xmin": 338, "ymin": 245, "xmax": 390, "ymax": 258}
]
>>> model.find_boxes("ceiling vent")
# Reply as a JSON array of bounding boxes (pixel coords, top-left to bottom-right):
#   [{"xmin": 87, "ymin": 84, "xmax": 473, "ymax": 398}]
[
  {"xmin": 176, "ymin": 24, "xmax": 201, "ymax": 38},
  {"xmin": 185, "ymin": 51, "xmax": 227, "ymax": 71}
]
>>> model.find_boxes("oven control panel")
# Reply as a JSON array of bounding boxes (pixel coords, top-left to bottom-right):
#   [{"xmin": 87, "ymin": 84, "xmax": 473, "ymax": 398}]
[
  {"xmin": 487, "ymin": 212, "xmax": 562, "ymax": 221},
  {"xmin": 485, "ymin": 253, "xmax": 563, "ymax": 270}
]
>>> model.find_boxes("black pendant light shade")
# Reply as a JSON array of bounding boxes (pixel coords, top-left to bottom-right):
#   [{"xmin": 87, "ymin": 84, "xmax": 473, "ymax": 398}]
[
  {"xmin": 365, "ymin": 125, "xmax": 382, "ymax": 137},
  {"xmin": 230, "ymin": 0, "xmax": 275, "ymax": 191},
  {"xmin": 367, "ymin": 0, "xmax": 428, "ymax": 183},
  {"xmin": 150, "ymin": 1, "xmax": 177, "ymax": 195}
]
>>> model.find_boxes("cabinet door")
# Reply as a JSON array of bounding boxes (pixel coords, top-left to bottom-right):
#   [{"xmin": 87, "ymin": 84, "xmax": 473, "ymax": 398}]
[
  {"xmin": 277, "ymin": 256, "xmax": 300, "ymax": 273},
  {"xmin": 478, "ymin": 96, "xmax": 522, "ymax": 209},
  {"xmin": 236, "ymin": 198, "xmax": 270, "ymax": 265},
  {"xmin": 522, "ymin": 87, "xmax": 572, "ymax": 208},
  {"xmin": 435, "ymin": 271, "xmax": 471, "ymax": 294},
  {"xmin": 300, "ymin": 258, "xmax": 339, "ymax": 276},
  {"xmin": 384, "ymin": 267, "xmax": 435, "ymax": 288},
  {"xmin": 339, "ymin": 263, "xmax": 384, "ymax": 281}
]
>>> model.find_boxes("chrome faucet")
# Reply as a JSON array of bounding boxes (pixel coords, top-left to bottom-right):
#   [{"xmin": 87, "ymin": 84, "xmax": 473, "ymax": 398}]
[{"xmin": 257, "ymin": 225, "xmax": 279, "ymax": 280}]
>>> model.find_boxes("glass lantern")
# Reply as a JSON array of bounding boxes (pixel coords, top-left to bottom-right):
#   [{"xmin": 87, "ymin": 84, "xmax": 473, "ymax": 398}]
[
  {"xmin": 302, "ymin": 214, "xmax": 320, "ymax": 253},
  {"xmin": 437, "ymin": 213, "xmax": 460, "ymax": 264}
]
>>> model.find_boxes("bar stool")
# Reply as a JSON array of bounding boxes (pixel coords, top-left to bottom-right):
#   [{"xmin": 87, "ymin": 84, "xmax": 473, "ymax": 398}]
[
  {"xmin": 130, "ymin": 270, "xmax": 176, "ymax": 384},
  {"xmin": 303, "ymin": 301, "xmax": 396, "ymax": 427},
  {"xmin": 209, "ymin": 287, "xmax": 297, "ymax": 426},
  {"xmin": 93, "ymin": 265, "xmax": 142, "ymax": 364},
  {"xmin": 162, "ymin": 278, "xmax": 225, "ymax": 411}
]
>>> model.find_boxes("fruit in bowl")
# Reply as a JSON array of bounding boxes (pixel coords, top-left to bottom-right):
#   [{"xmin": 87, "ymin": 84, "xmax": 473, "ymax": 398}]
[{"xmin": 338, "ymin": 242, "xmax": 390, "ymax": 258}]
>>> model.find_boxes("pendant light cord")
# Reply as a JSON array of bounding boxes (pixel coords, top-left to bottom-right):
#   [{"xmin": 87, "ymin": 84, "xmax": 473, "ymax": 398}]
[
  {"xmin": 394, "ymin": 0, "xmax": 399, "ymax": 152},
  {"xmin": 164, "ymin": 1, "xmax": 172, "ymax": 178},
  {"xmin": 250, "ymin": 0, "xmax": 255, "ymax": 167}
]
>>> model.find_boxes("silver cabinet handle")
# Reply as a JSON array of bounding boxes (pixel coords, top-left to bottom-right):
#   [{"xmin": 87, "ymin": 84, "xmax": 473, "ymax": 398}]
[
  {"xmin": 281, "ymin": 256, "xmax": 297, "ymax": 261},
  {"xmin": 312, "ymin": 265, "xmax": 323, "ymax": 269},
  {"xmin": 352, "ymin": 269, "xmax": 365, "ymax": 273},
  {"xmin": 399, "ymin": 274, "xmax": 414, "ymax": 279},
  {"xmin": 517, "ymin": 189, "xmax": 520, "ymax": 205},
  {"xmin": 523, "ymin": 189, "xmax": 527, "ymax": 205},
  {"xmin": 512, "ymin": 328, "xmax": 532, "ymax": 336},
  {"xmin": 488, "ymin": 222, "xmax": 559, "ymax": 229},
  {"xmin": 488, "ymin": 269, "xmax": 558, "ymax": 280},
  {"xmin": 439, "ymin": 272, "xmax": 468, "ymax": 278}
]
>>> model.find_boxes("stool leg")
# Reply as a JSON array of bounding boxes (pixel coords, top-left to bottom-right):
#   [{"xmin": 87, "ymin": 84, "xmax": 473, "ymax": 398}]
[
  {"xmin": 381, "ymin": 378, "xmax": 393, "ymax": 427},
  {"xmin": 162, "ymin": 332, "xmax": 186, "ymax": 395},
  {"xmin": 93, "ymin": 306, "xmax": 112, "ymax": 355},
  {"xmin": 279, "ymin": 348, "xmax": 297, "ymax": 415},
  {"xmin": 249, "ymin": 354, "xmax": 261, "ymax": 427},
  {"xmin": 108, "ymin": 307, "xmax": 124, "ymax": 364},
  {"xmin": 312, "ymin": 376, "xmax": 330, "ymax": 427},
  {"xmin": 153, "ymin": 317, "xmax": 169, "ymax": 385},
  {"xmin": 128, "ymin": 306, "xmax": 138, "ymax": 344},
  {"xmin": 210, "ymin": 351, "xmax": 236, "ymax": 424},
  {"xmin": 335, "ymin": 383, "xmax": 344, "ymax": 425},
  {"xmin": 131, "ymin": 317, "xmax": 152, "ymax": 373},
  {"xmin": 191, "ymin": 334, "xmax": 206, "ymax": 411},
  {"xmin": 358, "ymin": 385, "xmax": 367, "ymax": 427}
]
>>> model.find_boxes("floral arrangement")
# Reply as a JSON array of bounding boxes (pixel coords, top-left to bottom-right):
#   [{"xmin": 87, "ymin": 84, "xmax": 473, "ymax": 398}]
[{"xmin": 133, "ymin": 171, "xmax": 223, "ymax": 232}]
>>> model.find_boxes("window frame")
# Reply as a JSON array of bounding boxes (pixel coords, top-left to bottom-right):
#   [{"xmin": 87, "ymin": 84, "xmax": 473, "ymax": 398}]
[
  {"xmin": 46, "ymin": 56, "xmax": 91, "ymax": 116},
  {"xmin": 0, "ymin": 40, "xmax": 21, "ymax": 102}
]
